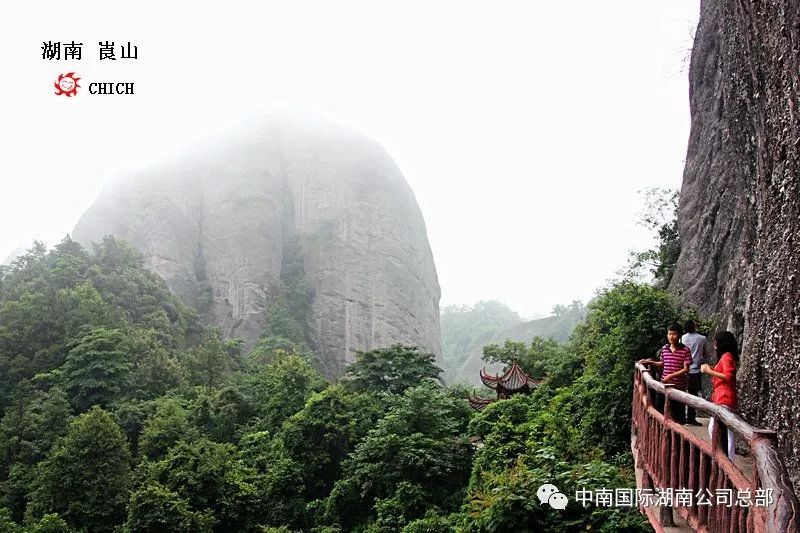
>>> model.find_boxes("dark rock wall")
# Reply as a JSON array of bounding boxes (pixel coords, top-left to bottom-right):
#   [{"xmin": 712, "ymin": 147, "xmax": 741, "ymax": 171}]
[
  {"xmin": 669, "ymin": 0, "xmax": 757, "ymax": 334},
  {"xmin": 672, "ymin": 0, "xmax": 800, "ymax": 483}
]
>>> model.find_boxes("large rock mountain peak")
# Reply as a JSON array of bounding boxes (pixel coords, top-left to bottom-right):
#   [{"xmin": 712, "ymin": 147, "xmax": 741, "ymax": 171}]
[{"xmin": 73, "ymin": 113, "xmax": 441, "ymax": 377}]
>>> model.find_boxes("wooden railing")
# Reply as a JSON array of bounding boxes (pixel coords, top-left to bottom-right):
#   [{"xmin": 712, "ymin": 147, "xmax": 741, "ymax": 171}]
[{"xmin": 632, "ymin": 363, "xmax": 799, "ymax": 532}]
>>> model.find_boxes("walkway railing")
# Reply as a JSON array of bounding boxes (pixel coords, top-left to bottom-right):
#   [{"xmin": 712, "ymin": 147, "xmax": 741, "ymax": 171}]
[{"xmin": 632, "ymin": 363, "xmax": 799, "ymax": 532}]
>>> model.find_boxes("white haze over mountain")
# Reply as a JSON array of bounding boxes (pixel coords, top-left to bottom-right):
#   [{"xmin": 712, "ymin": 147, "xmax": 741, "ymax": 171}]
[{"xmin": 0, "ymin": 0, "xmax": 699, "ymax": 317}]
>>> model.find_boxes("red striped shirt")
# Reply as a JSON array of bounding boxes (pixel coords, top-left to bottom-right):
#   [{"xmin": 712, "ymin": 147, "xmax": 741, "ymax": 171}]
[{"xmin": 659, "ymin": 344, "xmax": 692, "ymax": 390}]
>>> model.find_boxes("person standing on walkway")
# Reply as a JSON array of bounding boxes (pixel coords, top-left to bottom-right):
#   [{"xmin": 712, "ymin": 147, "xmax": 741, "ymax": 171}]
[
  {"xmin": 639, "ymin": 323, "xmax": 693, "ymax": 424},
  {"xmin": 681, "ymin": 320, "xmax": 710, "ymax": 426},
  {"xmin": 701, "ymin": 331, "xmax": 738, "ymax": 461}
]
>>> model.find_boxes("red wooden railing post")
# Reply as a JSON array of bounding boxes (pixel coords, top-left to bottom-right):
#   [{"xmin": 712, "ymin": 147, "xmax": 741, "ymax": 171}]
[
  {"xmin": 660, "ymin": 384, "xmax": 676, "ymax": 526},
  {"xmin": 663, "ymin": 383, "xmax": 674, "ymax": 423},
  {"xmin": 710, "ymin": 414, "xmax": 720, "ymax": 454}
]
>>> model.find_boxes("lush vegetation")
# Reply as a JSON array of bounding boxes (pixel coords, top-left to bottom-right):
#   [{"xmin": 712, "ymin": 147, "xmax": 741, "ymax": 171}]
[
  {"xmin": 626, "ymin": 187, "xmax": 681, "ymax": 288},
  {"xmin": 462, "ymin": 282, "xmax": 696, "ymax": 532},
  {"xmin": 441, "ymin": 301, "xmax": 586, "ymax": 385},
  {"xmin": 0, "ymin": 237, "xmax": 698, "ymax": 531}
]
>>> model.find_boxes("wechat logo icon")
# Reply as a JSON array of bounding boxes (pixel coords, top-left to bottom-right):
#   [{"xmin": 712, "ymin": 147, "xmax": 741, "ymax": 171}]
[{"xmin": 537, "ymin": 483, "xmax": 568, "ymax": 510}]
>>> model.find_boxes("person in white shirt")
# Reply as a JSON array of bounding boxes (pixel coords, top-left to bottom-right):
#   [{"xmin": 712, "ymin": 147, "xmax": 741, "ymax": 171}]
[{"xmin": 681, "ymin": 320, "xmax": 710, "ymax": 426}]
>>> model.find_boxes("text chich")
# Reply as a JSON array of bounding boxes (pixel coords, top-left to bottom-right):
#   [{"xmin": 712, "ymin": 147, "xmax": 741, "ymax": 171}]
[{"xmin": 88, "ymin": 82, "xmax": 135, "ymax": 95}]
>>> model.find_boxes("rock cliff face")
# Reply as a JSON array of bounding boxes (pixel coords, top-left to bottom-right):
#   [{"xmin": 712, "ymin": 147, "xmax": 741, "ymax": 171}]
[
  {"xmin": 73, "ymin": 115, "xmax": 441, "ymax": 377},
  {"xmin": 668, "ymin": 0, "xmax": 757, "ymax": 334},
  {"xmin": 671, "ymin": 1, "xmax": 800, "ymax": 483}
]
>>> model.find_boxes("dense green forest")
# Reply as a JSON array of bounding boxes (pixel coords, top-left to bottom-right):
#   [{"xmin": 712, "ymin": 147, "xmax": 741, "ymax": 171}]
[{"xmin": 0, "ymin": 236, "xmax": 697, "ymax": 531}]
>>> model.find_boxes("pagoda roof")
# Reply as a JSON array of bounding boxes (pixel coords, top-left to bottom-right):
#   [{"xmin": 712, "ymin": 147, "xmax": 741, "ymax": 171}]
[
  {"xmin": 480, "ymin": 362, "xmax": 540, "ymax": 391},
  {"xmin": 469, "ymin": 396, "xmax": 495, "ymax": 411}
]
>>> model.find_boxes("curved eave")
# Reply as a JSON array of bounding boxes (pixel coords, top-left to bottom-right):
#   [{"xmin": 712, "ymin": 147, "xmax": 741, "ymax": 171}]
[
  {"xmin": 469, "ymin": 396, "xmax": 495, "ymax": 411},
  {"xmin": 480, "ymin": 367, "xmax": 500, "ymax": 389}
]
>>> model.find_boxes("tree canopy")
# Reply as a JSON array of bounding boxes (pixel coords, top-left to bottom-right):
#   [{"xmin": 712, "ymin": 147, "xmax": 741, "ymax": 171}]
[
  {"xmin": 343, "ymin": 344, "xmax": 442, "ymax": 396},
  {"xmin": 0, "ymin": 237, "xmax": 699, "ymax": 532}
]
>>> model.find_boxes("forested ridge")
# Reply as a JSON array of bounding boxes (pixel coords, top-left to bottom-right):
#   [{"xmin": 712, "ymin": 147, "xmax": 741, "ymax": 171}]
[
  {"xmin": 441, "ymin": 301, "xmax": 586, "ymax": 386},
  {"xmin": 0, "ymin": 237, "xmax": 698, "ymax": 531}
]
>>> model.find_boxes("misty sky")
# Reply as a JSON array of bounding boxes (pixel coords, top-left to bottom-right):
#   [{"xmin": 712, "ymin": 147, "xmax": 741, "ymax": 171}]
[{"xmin": 0, "ymin": 1, "xmax": 699, "ymax": 318}]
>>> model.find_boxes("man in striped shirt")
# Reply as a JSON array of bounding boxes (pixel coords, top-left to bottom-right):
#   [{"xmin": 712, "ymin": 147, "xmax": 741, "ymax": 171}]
[{"xmin": 640, "ymin": 323, "xmax": 693, "ymax": 424}]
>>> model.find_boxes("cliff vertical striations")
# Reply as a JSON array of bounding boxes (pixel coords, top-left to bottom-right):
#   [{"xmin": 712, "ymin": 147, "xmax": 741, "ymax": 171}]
[
  {"xmin": 72, "ymin": 115, "xmax": 441, "ymax": 377},
  {"xmin": 672, "ymin": 0, "xmax": 800, "ymax": 484}
]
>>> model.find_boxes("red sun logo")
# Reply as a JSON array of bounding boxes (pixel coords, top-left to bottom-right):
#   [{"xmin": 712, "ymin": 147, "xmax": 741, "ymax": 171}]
[{"xmin": 54, "ymin": 72, "xmax": 80, "ymax": 96}]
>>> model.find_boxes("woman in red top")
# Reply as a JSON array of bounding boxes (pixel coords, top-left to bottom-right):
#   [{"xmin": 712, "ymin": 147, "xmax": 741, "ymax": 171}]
[{"xmin": 701, "ymin": 331, "xmax": 738, "ymax": 460}]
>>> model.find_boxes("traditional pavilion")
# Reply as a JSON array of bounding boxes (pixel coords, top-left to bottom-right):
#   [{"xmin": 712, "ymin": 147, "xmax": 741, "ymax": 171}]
[{"xmin": 468, "ymin": 362, "xmax": 540, "ymax": 411}]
